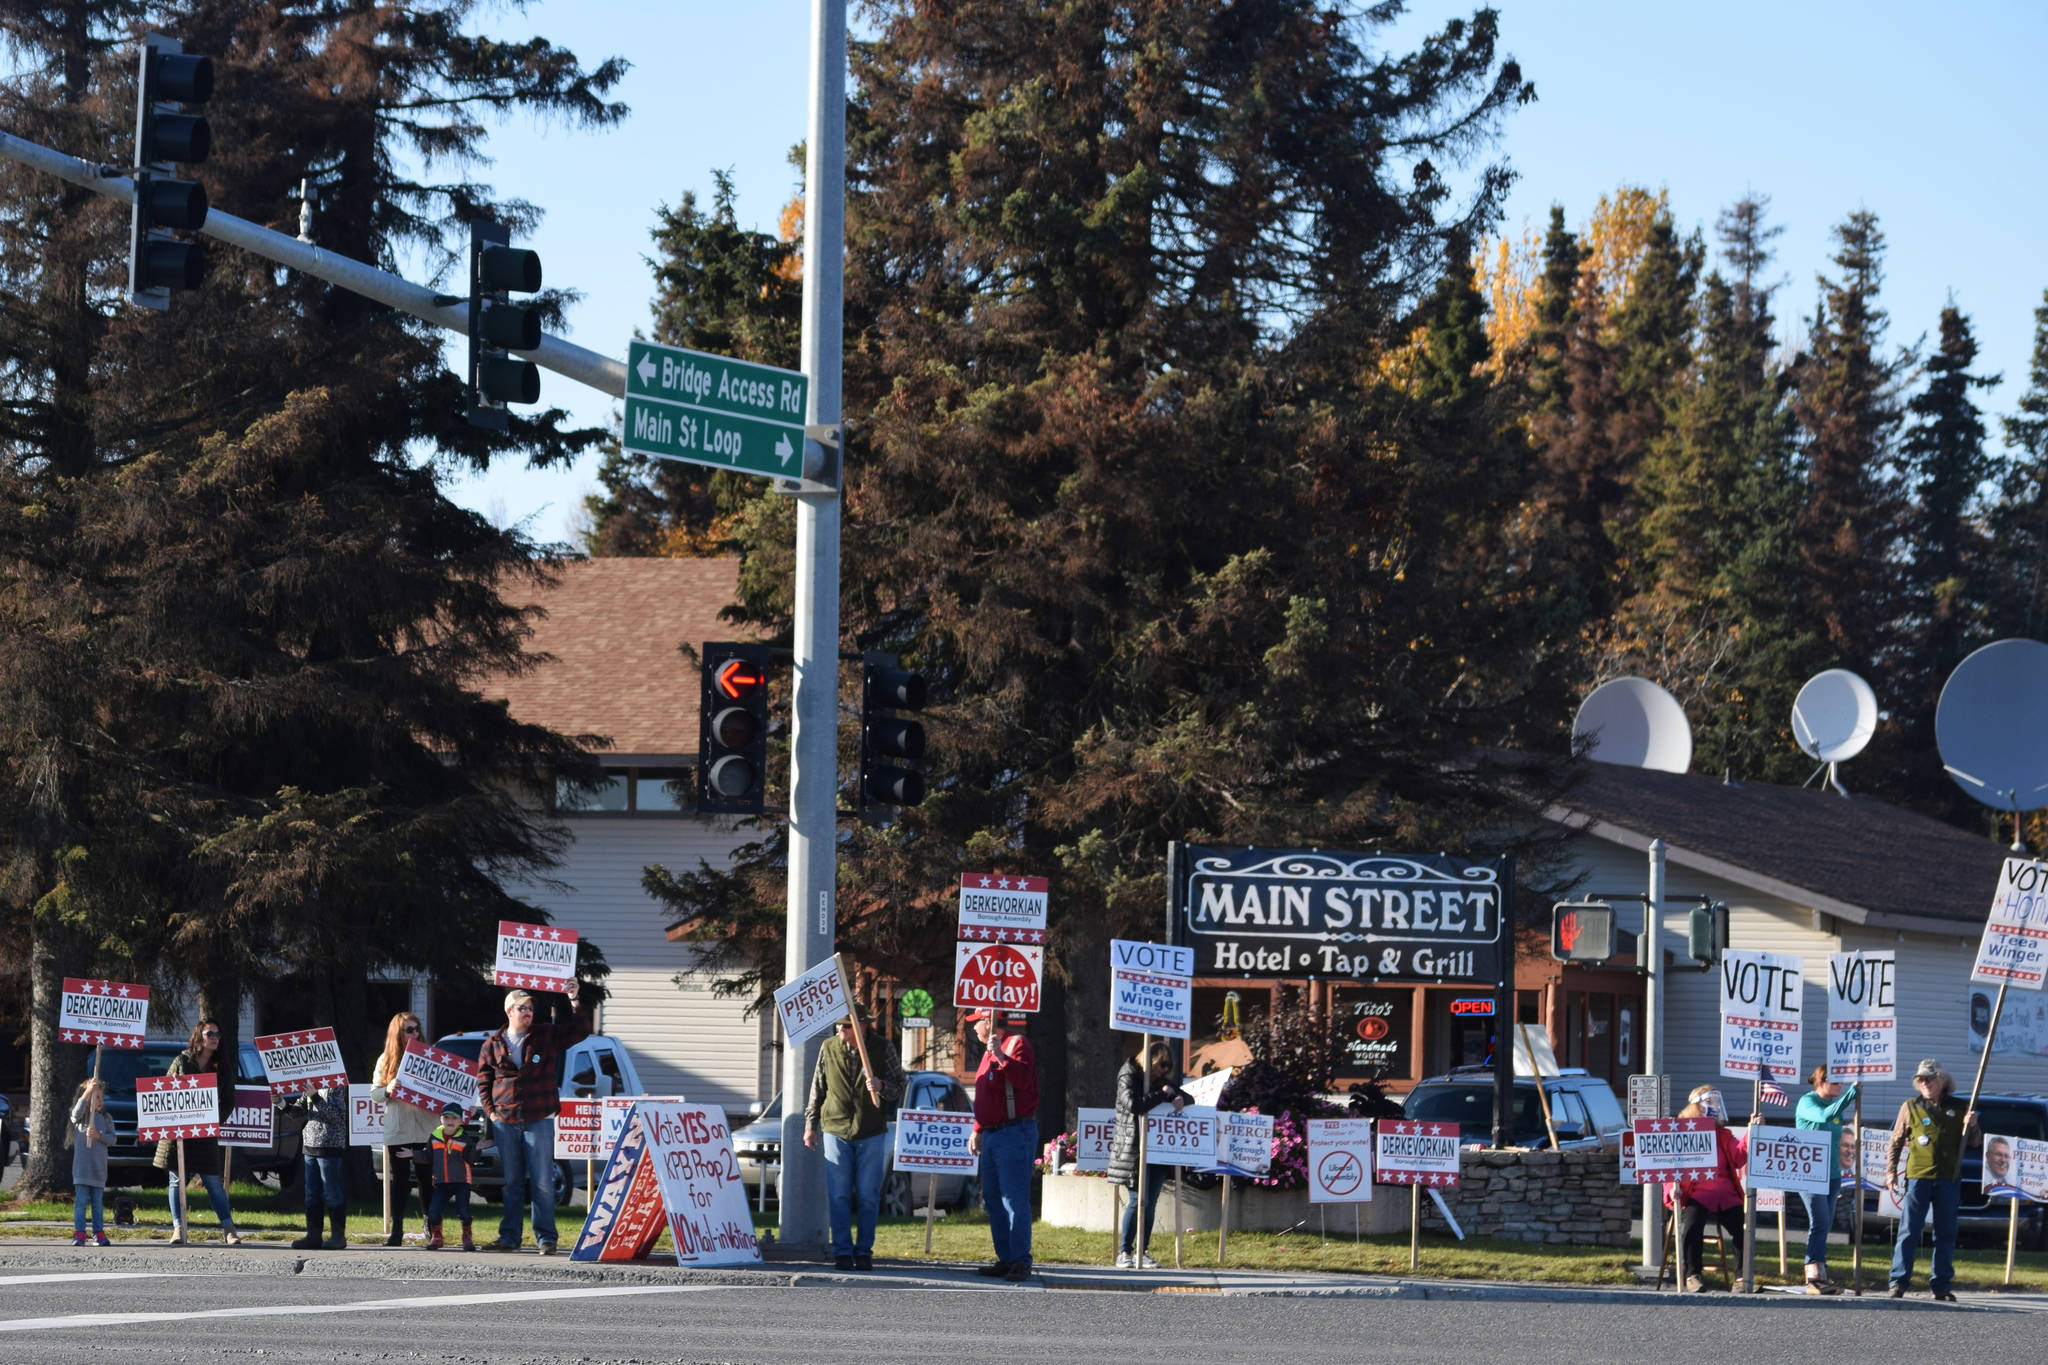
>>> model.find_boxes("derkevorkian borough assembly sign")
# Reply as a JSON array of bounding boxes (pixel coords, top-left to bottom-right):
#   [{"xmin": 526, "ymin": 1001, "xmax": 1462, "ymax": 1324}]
[{"xmin": 1172, "ymin": 847, "xmax": 1509, "ymax": 984}]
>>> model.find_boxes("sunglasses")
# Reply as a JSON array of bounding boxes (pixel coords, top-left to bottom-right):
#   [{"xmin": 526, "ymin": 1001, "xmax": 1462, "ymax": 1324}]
[{"xmin": 402, "ymin": 1024, "xmax": 421, "ymax": 1034}]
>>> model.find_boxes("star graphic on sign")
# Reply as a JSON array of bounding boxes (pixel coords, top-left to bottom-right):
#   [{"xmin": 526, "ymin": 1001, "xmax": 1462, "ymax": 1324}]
[
  {"xmin": 978, "ymin": 876, "xmax": 992, "ymax": 887},
  {"xmin": 148, "ymin": 1079, "xmax": 164, "ymax": 1091},
  {"xmin": 998, "ymin": 877, "xmax": 1012, "ymax": 889},
  {"xmin": 117, "ymin": 986, "xmax": 131, "ymax": 997},
  {"xmin": 549, "ymin": 930, "xmax": 563, "ymax": 941}
]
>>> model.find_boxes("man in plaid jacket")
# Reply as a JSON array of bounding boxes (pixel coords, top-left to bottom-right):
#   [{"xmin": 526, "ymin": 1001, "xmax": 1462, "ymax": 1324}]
[{"xmin": 476, "ymin": 982, "xmax": 585, "ymax": 1253}]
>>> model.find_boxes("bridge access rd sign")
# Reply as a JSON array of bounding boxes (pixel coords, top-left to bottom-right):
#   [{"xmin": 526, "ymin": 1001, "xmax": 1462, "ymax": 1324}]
[{"xmin": 622, "ymin": 340, "xmax": 809, "ymax": 480}]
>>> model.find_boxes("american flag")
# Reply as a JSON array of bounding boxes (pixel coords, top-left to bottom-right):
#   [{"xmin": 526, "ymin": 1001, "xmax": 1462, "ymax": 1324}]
[{"xmin": 1761, "ymin": 1081, "xmax": 1790, "ymax": 1108}]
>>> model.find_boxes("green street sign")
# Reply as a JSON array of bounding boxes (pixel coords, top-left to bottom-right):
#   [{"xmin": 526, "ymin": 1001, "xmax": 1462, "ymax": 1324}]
[{"xmin": 621, "ymin": 339, "xmax": 809, "ymax": 479}]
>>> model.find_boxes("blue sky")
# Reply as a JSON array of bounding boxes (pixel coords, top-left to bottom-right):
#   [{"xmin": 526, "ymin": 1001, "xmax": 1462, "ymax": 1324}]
[{"xmin": 444, "ymin": 1, "xmax": 2048, "ymax": 545}]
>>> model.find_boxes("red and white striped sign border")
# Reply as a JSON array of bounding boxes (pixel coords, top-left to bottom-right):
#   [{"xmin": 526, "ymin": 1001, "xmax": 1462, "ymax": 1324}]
[{"xmin": 135, "ymin": 1071, "xmax": 219, "ymax": 1140}]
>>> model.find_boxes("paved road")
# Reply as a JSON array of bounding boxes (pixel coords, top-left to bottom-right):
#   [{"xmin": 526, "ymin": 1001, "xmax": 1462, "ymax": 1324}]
[{"xmin": 0, "ymin": 1248, "xmax": 2040, "ymax": 1364}]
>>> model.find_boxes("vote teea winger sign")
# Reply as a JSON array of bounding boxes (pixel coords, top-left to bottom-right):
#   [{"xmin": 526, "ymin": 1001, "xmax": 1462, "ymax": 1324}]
[
  {"xmin": 1110, "ymin": 940, "xmax": 1194, "ymax": 1037},
  {"xmin": 1974, "ymin": 857, "xmax": 2048, "ymax": 989},
  {"xmin": 1719, "ymin": 949, "xmax": 1804, "ymax": 1080},
  {"xmin": 1827, "ymin": 950, "xmax": 1897, "ymax": 1081},
  {"xmin": 622, "ymin": 340, "xmax": 809, "ymax": 480}
]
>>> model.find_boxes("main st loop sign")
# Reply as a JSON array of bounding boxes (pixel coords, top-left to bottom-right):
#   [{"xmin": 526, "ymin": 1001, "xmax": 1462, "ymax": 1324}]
[{"xmin": 1172, "ymin": 846, "xmax": 1509, "ymax": 986}]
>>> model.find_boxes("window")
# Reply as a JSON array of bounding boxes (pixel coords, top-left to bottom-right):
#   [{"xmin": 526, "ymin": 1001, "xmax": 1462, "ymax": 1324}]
[
  {"xmin": 555, "ymin": 766, "xmax": 691, "ymax": 815},
  {"xmin": 1579, "ymin": 1082, "xmax": 1626, "ymax": 1137}
]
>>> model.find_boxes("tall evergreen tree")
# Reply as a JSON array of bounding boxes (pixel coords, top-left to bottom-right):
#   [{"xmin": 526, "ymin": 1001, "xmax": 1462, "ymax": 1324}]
[
  {"xmin": 1994, "ymin": 289, "xmax": 2048, "ymax": 636},
  {"xmin": 0, "ymin": 0, "xmax": 621, "ymax": 1192}
]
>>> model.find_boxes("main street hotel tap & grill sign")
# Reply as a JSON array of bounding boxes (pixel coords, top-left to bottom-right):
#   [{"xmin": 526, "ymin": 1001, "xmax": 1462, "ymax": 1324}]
[{"xmin": 1172, "ymin": 847, "xmax": 1508, "ymax": 986}]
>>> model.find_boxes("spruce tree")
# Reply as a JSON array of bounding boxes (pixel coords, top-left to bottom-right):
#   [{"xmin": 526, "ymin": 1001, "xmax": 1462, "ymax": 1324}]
[{"xmin": 1994, "ymin": 289, "xmax": 2048, "ymax": 635}]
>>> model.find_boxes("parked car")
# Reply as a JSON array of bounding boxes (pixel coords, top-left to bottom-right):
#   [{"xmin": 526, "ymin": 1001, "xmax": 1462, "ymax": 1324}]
[
  {"xmin": 1402, "ymin": 1066, "xmax": 1628, "ymax": 1150},
  {"xmin": 100, "ymin": 1039, "xmax": 299, "ymax": 1183},
  {"xmin": 1839, "ymin": 1091, "xmax": 2048, "ymax": 1250},
  {"xmin": 733, "ymin": 1070, "xmax": 980, "ymax": 1215},
  {"xmin": 371, "ymin": 1031, "xmax": 646, "ymax": 1209}
]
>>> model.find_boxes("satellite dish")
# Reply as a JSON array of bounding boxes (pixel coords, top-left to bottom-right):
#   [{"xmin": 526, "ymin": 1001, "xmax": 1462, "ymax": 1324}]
[
  {"xmin": 1936, "ymin": 640, "xmax": 2048, "ymax": 829},
  {"xmin": 1573, "ymin": 677, "xmax": 1692, "ymax": 774}
]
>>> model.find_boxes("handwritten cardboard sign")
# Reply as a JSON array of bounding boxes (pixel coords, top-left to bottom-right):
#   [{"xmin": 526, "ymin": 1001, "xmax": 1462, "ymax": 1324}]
[{"xmin": 569, "ymin": 1101, "xmax": 759, "ymax": 1268}]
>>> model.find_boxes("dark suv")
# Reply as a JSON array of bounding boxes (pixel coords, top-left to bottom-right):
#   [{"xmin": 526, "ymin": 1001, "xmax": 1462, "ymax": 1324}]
[
  {"xmin": 1402, "ymin": 1066, "xmax": 1628, "ymax": 1150},
  {"xmin": 1958, "ymin": 1093, "xmax": 2046, "ymax": 1248},
  {"xmin": 99, "ymin": 1040, "xmax": 298, "ymax": 1183}
]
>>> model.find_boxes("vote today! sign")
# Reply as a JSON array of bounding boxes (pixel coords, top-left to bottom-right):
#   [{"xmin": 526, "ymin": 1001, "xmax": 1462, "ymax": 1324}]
[
  {"xmin": 1074, "ymin": 1107, "xmax": 1115, "ymax": 1172},
  {"xmin": 570, "ymin": 1100, "xmax": 759, "ymax": 1268},
  {"xmin": 1109, "ymin": 939, "xmax": 1194, "ymax": 1037},
  {"xmin": 774, "ymin": 954, "xmax": 852, "ymax": 1046},
  {"xmin": 1374, "ymin": 1120, "xmax": 1461, "ymax": 1188},
  {"xmin": 136, "ymin": 1071, "xmax": 219, "ymax": 1140},
  {"xmin": 254, "ymin": 1027, "xmax": 350, "ymax": 1098},
  {"xmin": 955, "ymin": 873, "xmax": 1047, "ymax": 1013},
  {"xmin": 1827, "ymin": 950, "xmax": 1897, "ymax": 1081},
  {"xmin": 1630, "ymin": 1117, "xmax": 1720, "ymax": 1184},
  {"xmin": 1746, "ymin": 1126, "xmax": 1833, "ymax": 1196},
  {"xmin": 1719, "ymin": 950, "xmax": 1804, "ymax": 1080},
  {"xmin": 1143, "ymin": 1106, "xmax": 1218, "ymax": 1168},
  {"xmin": 1974, "ymin": 857, "xmax": 2048, "ymax": 990},
  {"xmin": 1306, "ymin": 1118, "xmax": 1375, "ymax": 1203},
  {"xmin": 892, "ymin": 1110, "xmax": 976, "ymax": 1174},
  {"xmin": 58, "ymin": 978, "xmax": 150, "ymax": 1049},
  {"xmin": 493, "ymin": 920, "xmax": 579, "ymax": 991}
]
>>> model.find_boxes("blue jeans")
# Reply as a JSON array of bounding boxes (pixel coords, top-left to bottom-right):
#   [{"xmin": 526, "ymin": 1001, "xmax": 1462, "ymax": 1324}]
[
  {"xmin": 428, "ymin": 1183, "xmax": 472, "ymax": 1223},
  {"xmin": 1118, "ymin": 1164, "xmax": 1168, "ymax": 1255},
  {"xmin": 494, "ymin": 1116, "xmax": 558, "ymax": 1245},
  {"xmin": 74, "ymin": 1185, "xmax": 104, "ymax": 1236},
  {"xmin": 1801, "ymin": 1189, "xmax": 1838, "ymax": 1269},
  {"xmin": 168, "ymin": 1172, "xmax": 235, "ymax": 1231},
  {"xmin": 822, "ymin": 1130, "xmax": 888, "ymax": 1257},
  {"xmin": 302, "ymin": 1153, "xmax": 344, "ymax": 1213},
  {"xmin": 979, "ymin": 1121, "xmax": 1036, "ymax": 1268},
  {"xmin": 1891, "ymin": 1178, "xmax": 1961, "ymax": 1292}
]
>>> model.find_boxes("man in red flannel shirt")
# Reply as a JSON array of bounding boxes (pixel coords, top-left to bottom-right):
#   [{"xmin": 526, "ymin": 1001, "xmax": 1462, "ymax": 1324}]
[
  {"xmin": 476, "ymin": 981, "xmax": 585, "ymax": 1253},
  {"xmin": 966, "ymin": 1009, "xmax": 1038, "ymax": 1281}
]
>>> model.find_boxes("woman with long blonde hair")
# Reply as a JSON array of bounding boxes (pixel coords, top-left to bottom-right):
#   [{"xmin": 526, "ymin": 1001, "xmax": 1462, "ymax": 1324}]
[{"xmin": 370, "ymin": 1011, "xmax": 438, "ymax": 1247}]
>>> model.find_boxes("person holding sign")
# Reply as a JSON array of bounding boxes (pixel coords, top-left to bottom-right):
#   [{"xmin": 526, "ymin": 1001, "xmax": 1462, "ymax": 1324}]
[
  {"xmin": 1109, "ymin": 1042, "xmax": 1185, "ymax": 1269},
  {"xmin": 151, "ymin": 1020, "xmax": 243, "ymax": 1246},
  {"xmin": 1663, "ymin": 1086, "xmax": 1752, "ymax": 1292},
  {"xmin": 371, "ymin": 1012, "xmax": 438, "ymax": 1248},
  {"xmin": 966, "ymin": 1009, "xmax": 1038, "ymax": 1282},
  {"xmin": 477, "ymin": 981, "xmax": 585, "ymax": 1254},
  {"xmin": 1884, "ymin": 1058, "xmax": 1979, "ymax": 1301},
  {"xmin": 69, "ymin": 1079, "xmax": 112, "ymax": 1246},
  {"xmin": 802, "ymin": 1014, "xmax": 906, "ymax": 1271},
  {"xmin": 278, "ymin": 1084, "xmax": 350, "ymax": 1250},
  {"xmin": 1794, "ymin": 1065, "xmax": 1858, "ymax": 1293}
]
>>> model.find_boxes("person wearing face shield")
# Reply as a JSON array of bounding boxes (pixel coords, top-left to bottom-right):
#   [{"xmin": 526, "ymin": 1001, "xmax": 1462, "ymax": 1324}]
[{"xmin": 1663, "ymin": 1084, "xmax": 1755, "ymax": 1292}]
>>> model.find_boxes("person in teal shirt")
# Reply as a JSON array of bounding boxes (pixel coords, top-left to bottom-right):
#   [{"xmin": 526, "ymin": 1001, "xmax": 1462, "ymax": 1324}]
[{"xmin": 1795, "ymin": 1065, "xmax": 1858, "ymax": 1292}]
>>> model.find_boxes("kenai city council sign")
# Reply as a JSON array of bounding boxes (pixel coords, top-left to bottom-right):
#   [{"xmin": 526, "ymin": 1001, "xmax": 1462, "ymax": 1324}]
[{"xmin": 1170, "ymin": 846, "xmax": 1509, "ymax": 986}]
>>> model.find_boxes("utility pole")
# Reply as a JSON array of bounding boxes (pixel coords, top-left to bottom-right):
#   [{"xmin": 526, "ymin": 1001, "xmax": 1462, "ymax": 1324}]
[
  {"xmin": 775, "ymin": 0, "xmax": 846, "ymax": 1252},
  {"xmin": 1641, "ymin": 838, "xmax": 1666, "ymax": 1272}
]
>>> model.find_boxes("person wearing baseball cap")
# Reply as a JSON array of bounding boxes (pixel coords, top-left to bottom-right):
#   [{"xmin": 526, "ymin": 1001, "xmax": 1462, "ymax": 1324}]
[
  {"xmin": 1884, "ymin": 1058, "xmax": 1979, "ymax": 1300},
  {"xmin": 965, "ymin": 1008, "xmax": 1038, "ymax": 1282}
]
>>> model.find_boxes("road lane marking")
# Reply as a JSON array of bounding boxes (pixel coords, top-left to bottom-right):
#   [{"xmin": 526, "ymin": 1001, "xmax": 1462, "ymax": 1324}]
[
  {"xmin": 0, "ymin": 1273, "xmax": 189, "ymax": 1286},
  {"xmin": 0, "ymin": 1282, "xmax": 748, "ymax": 1333}
]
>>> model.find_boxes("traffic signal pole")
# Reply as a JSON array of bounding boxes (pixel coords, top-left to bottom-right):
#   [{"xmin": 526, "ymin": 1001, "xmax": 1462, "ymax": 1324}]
[
  {"xmin": 0, "ymin": 127, "xmax": 628, "ymax": 400},
  {"xmin": 775, "ymin": 0, "xmax": 845, "ymax": 1253}
]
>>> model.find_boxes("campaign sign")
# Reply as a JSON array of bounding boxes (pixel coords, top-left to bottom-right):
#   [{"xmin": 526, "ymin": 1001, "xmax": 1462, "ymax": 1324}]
[
  {"xmin": 1974, "ymin": 858, "xmax": 2048, "ymax": 989},
  {"xmin": 1982, "ymin": 1133, "xmax": 2048, "ymax": 1202},
  {"xmin": 1826, "ymin": 951, "xmax": 1897, "ymax": 1081},
  {"xmin": 58, "ymin": 979, "xmax": 150, "ymax": 1049},
  {"xmin": 1143, "ymin": 1105, "xmax": 1218, "ymax": 1168},
  {"xmin": 774, "ymin": 954, "xmax": 850, "ymax": 1046},
  {"xmin": 1375, "ymin": 1119, "xmax": 1461, "ymax": 1187},
  {"xmin": 600, "ymin": 1094, "xmax": 688, "ymax": 1159},
  {"xmin": 1719, "ymin": 950, "xmax": 1804, "ymax": 1080},
  {"xmin": 494, "ymin": 919, "xmax": 579, "ymax": 990},
  {"xmin": 1847, "ymin": 1126, "xmax": 1904, "ymax": 1217},
  {"xmin": 218, "ymin": 1085, "xmax": 275, "ymax": 1149},
  {"xmin": 1209, "ymin": 1111, "xmax": 1274, "ymax": 1178},
  {"xmin": 254, "ymin": 1027, "xmax": 349, "ymax": 1098},
  {"xmin": 1618, "ymin": 1128, "xmax": 1636, "ymax": 1186},
  {"xmin": 570, "ymin": 1101, "xmax": 758, "ymax": 1267},
  {"xmin": 1075, "ymin": 1107, "xmax": 1115, "ymax": 1172},
  {"xmin": 1631, "ymin": 1117, "xmax": 1720, "ymax": 1184},
  {"xmin": 1306, "ymin": 1118, "xmax": 1375, "ymax": 1203},
  {"xmin": 1756, "ymin": 1185, "xmax": 1785, "ymax": 1213},
  {"xmin": 571, "ymin": 1104, "xmax": 669, "ymax": 1262},
  {"xmin": 1179, "ymin": 1068, "xmax": 1234, "ymax": 1108},
  {"xmin": 893, "ymin": 1110, "xmax": 976, "ymax": 1173},
  {"xmin": 136, "ymin": 1072, "xmax": 219, "ymax": 1140},
  {"xmin": 387, "ymin": 1039, "xmax": 479, "ymax": 1114},
  {"xmin": 555, "ymin": 1097, "xmax": 601, "ymax": 1161},
  {"xmin": 1110, "ymin": 939, "xmax": 1194, "ymax": 1037},
  {"xmin": 1747, "ymin": 1126, "xmax": 1833, "ymax": 1196},
  {"xmin": 953, "ymin": 940, "xmax": 1043, "ymax": 1013},
  {"xmin": 348, "ymin": 1084, "xmax": 387, "ymax": 1147},
  {"xmin": 958, "ymin": 873, "xmax": 1049, "ymax": 944}
]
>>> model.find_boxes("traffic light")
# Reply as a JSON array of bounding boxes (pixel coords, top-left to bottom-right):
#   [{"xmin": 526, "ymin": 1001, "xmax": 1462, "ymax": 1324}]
[
  {"xmin": 128, "ymin": 34, "xmax": 213, "ymax": 310},
  {"xmin": 1686, "ymin": 903, "xmax": 1726, "ymax": 963},
  {"xmin": 1550, "ymin": 900, "xmax": 1615, "ymax": 963},
  {"xmin": 697, "ymin": 642, "xmax": 770, "ymax": 815},
  {"xmin": 860, "ymin": 653, "xmax": 928, "ymax": 811},
  {"xmin": 465, "ymin": 219, "xmax": 543, "ymax": 429}
]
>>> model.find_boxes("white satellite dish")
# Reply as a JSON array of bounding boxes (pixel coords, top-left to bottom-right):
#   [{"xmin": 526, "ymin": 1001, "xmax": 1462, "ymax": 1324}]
[
  {"xmin": 1792, "ymin": 669, "xmax": 1878, "ymax": 796},
  {"xmin": 1573, "ymin": 677, "xmax": 1692, "ymax": 774},
  {"xmin": 1936, "ymin": 639, "xmax": 2048, "ymax": 847}
]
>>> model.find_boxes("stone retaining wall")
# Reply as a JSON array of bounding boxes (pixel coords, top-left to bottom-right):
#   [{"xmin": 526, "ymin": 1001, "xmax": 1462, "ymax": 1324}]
[{"xmin": 1423, "ymin": 1148, "xmax": 1634, "ymax": 1246}]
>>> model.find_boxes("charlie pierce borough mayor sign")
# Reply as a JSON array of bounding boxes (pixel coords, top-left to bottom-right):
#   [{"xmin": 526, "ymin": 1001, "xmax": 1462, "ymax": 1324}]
[{"xmin": 1172, "ymin": 847, "xmax": 1508, "ymax": 985}]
